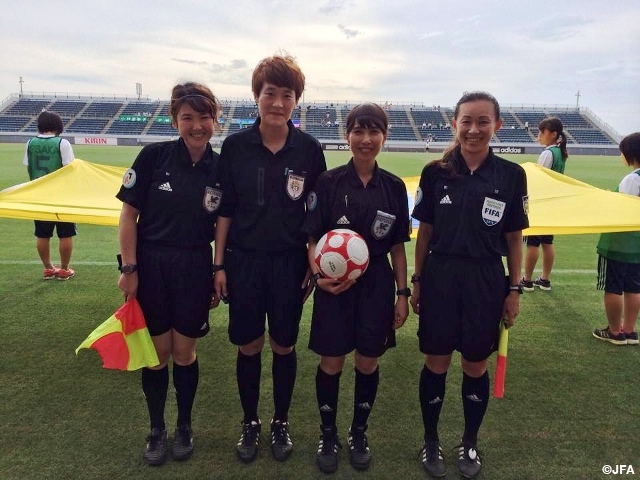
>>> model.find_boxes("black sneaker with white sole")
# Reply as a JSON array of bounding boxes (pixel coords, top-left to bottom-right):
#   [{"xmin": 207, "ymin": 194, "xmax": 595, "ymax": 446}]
[
  {"xmin": 593, "ymin": 327, "xmax": 627, "ymax": 345},
  {"xmin": 533, "ymin": 276, "xmax": 551, "ymax": 290},
  {"xmin": 519, "ymin": 277, "xmax": 534, "ymax": 292}
]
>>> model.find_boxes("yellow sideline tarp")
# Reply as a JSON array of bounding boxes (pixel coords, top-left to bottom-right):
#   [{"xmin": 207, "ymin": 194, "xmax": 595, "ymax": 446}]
[
  {"xmin": 1, "ymin": 160, "xmax": 640, "ymax": 235},
  {"xmin": 520, "ymin": 162, "xmax": 640, "ymax": 235},
  {"xmin": 0, "ymin": 159, "xmax": 123, "ymax": 226},
  {"xmin": 402, "ymin": 162, "xmax": 640, "ymax": 236}
]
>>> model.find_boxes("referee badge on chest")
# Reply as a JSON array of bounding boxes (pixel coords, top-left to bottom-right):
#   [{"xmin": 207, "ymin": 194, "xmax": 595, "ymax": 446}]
[
  {"xmin": 203, "ymin": 187, "xmax": 222, "ymax": 213},
  {"xmin": 482, "ymin": 197, "xmax": 505, "ymax": 226},
  {"xmin": 286, "ymin": 172, "xmax": 305, "ymax": 200},
  {"xmin": 372, "ymin": 210, "xmax": 396, "ymax": 239}
]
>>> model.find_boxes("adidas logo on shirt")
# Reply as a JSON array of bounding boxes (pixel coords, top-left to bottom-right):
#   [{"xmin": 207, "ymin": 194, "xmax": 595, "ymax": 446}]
[
  {"xmin": 319, "ymin": 404, "xmax": 334, "ymax": 412},
  {"xmin": 158, "ymin": 182, "xmax": 172, "ymax": 192},
  {"xmin": 337, "ymin": 215, "xmax": 350, "ymax": 225},
  {"xmin": 439, "ymin": 195, "xmax": 452, "ymax": 205}
]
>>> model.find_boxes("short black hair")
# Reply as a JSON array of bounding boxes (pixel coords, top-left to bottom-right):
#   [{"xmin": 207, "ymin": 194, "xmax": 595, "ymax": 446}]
[
  {"xmin": 37, "ymin": 111, "xmax": 64, "ymax": 135},
  {"xmin": 345, "ymin": 103, "xmax": 388, "ymax": 134},
  {"xmin": 619, "ymin": 132, "xmax": 640, "ymax": 167}
]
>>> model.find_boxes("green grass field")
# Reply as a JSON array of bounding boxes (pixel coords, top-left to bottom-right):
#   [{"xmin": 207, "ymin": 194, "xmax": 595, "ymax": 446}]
[{"xmin": 0, "ymin": 143, "xmax": 637, "ymax": 480}]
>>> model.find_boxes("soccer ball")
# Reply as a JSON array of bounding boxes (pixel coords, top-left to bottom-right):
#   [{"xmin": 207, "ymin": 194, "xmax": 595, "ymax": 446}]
[{"xmin": 314, "ymin": 229, "xmax": 370, "ymax": 282}]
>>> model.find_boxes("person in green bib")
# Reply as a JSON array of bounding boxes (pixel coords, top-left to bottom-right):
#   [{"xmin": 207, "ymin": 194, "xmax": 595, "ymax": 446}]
[
  {"xmin": 520, "ymin": 117, "xmax": 569, "ymax": 291},
  {"xmin": 593, "ymin": 132, "xmax": 640, "ymax": 345},
  {"xmin": 22, "ymin": 111, "xmax": 77, "ymax": 280}
]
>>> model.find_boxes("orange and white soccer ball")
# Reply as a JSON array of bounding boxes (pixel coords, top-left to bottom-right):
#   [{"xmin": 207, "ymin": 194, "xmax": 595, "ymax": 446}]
[{"xmin": 314, "ymin": 229, "xmax": 370, "ymax": 282}]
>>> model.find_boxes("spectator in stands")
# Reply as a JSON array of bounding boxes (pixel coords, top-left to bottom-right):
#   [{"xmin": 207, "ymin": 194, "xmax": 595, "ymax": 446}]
[
  {"xmin": 213, "ymin": 53, "xmax": 327, "ymax": 465},
  {"xmin": 593, "ymin": 132, "xmax": 640, "ymax": 345},
  {"xmin": 411, "ymin": 91, "xmax": 528, "ymax": 478},
  {"xmin": 422, "ymin": 121, "xmax": 427, "ymax": 130},
  {"xmin": 524, "ymin": 121, "xmax": 529, "ymax": 132},
  {"xmin": 23, "ymin": 111, "xmax": 76, "ymax": 280},
  {"xmin": 520, "ymin": 117, "xmax": 569, "ymax": 292},
  {"xmin": 116, "ymin": 81, "xmax": 222, "ymax": 466}
]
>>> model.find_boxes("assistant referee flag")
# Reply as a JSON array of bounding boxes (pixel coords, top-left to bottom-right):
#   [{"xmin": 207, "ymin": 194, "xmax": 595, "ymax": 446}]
[{"xmin": 75, "ymin": 299, "xmax": 159, "ymax": 371}]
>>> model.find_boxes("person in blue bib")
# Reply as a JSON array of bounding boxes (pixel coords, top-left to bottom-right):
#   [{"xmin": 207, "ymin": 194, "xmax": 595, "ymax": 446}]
[{"xmin": 593, "ymin": 132, "xmax": 640, "ymax": 346}]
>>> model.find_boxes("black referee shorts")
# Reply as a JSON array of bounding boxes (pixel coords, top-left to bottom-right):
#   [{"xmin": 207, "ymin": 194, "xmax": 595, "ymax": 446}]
[
  {"xmin": 417, "ymin": 254, "xmax": 507, "ymax": 362},
  {"xmin": 136, "ymin": 243, "xmax": 213, "ymax": 338},
  {"xmin": 34, "ymin": 220, "xmax": 77, "ymax": 239},
  {"xmin": 597, "ymin": 254, "xmax": 640, "ymax": 294},
  {"xmin": 309, "ymin": 256, "xmax": 396, "ymax": 358},
  {"xmin": 526, "ymin": 235, "xmax": 553, "ymax": 247},
  {"xmin": 226, "ymin": 247, "xmax": 308, "ymax": 348}
]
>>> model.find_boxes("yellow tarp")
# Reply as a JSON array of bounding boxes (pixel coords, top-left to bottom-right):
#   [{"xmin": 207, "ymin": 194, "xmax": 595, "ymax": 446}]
[
  {"xmin": 0, "ymin": 159, "xmax": 123, "ymax": 226},
  {"xmin": 1, "ymin": 160, "xmax": 640, "ymax": 235},
  {"xmin": 405, "ymin": 162, "xmax": 640, "ymax": 236}
]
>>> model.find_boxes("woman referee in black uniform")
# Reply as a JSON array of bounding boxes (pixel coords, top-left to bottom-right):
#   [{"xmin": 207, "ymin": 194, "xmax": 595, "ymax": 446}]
[
  {"xmin": 303, "ymin": 103, "xmax": 411, "ymax": 474},
  {"xmin": 411, "ymin": 91, "xmax": 528, "ymax": 478},
  {"xmin": 117, "ymin": 82, "xmax": 222, "ymax": 466},
  {"xmin": 213, "ymin": 54, "xmax": 327, "ymax": 464}
]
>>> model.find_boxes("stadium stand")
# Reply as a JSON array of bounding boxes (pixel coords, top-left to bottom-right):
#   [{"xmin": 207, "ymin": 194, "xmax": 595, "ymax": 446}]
[{"xmin": 0, "ymin": 94, "xmax": 620, "ymax": 150}]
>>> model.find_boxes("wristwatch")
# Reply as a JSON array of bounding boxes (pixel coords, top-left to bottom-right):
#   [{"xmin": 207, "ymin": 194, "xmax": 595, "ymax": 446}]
[
  {"xmin": 212, "ymin": 264, "xmax": 225, "ymax": 273},
  {"xmin": 311, "ymin": 272, "xmax": 323, "ymax": 287},
  {"xmin": 396, "ymin": 288, "xmax": 411, "ymax": 297},
  {"xmin": 116, "ymin": 254, "xmax": 137, "ymax": 274},
  {"xmin": 119, "ymin": 263, "xmax": 137, "ymax": 274},
  {"xmin": 410, "ymin": 274, "xmax": 420, "ymax": 283},
  {"xmin": 509, "ymin": 285, "xmax": 523, "ymax": 294}
]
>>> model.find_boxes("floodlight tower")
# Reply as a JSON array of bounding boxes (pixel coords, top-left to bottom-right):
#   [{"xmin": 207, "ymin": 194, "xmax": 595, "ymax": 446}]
[
  {"xmin": 136, "ymin": 83, "xmax": 142, "ymax": 100},
  {"xmin": 19, "ymin": 76, "xmax": 25, "ymax": 97},
  {"xmin": 575, "ymin": 90, "xmax": 580, "ymax": 110}
]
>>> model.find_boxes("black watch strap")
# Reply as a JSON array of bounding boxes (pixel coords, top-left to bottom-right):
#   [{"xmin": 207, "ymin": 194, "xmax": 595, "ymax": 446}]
[
  {"xmin": 509, "ymin": 285, "xmax": 523, "ymax": 294},
  {"xmin": 397, "ymin": 287, "xmax": 411, "ymax": 297},
  {"xmin": 119, "ymin": 263, "xmax": 137, "ymax": 274},
  {"xmin": 311, "ymin": 272, "xmax": 323, "ymax": 286},
  {"xmin": 212, "ymin": 264, "xmax": 225, "ymax": 273}
]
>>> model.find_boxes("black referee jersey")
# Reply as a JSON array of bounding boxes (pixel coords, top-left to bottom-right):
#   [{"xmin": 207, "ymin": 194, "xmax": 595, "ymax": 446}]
[
  {"xmin": 303, "ymin": 159, "xmax": 411, "ymax": 255},
  {"xmin": 116, "ymin": 138, "xmax": 221, "ymax": 247},
  {"xmin": 218, "ymin": 118, "xmax": 327, "ymax": 251},
  {"xmin": 412, "ymin": 148, "xmax": 528, "ymax": 259}
]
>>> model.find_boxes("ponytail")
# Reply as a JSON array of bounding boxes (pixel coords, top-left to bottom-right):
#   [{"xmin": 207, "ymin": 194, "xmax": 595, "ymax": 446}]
[{"xmin": 557, "ymin": 131, "xmax": 569, "ymax": 161}]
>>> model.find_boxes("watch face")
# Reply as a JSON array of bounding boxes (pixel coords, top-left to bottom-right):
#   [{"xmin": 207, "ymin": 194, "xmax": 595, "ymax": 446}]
[{"xmin": 122, "ymin": 264, "xmax": 136, "ymax": 274}]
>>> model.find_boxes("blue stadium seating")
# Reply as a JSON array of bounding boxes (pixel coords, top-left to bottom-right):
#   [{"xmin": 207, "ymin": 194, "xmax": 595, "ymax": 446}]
[
  {"xmin": 0, "ymin": 95, "xmax": 617, "ymax": 145},
  {"xmin": 0, "ymin": 116, "xmax": 30, "ymax": 132},
  {"xmin": 6, "ymin": 98, "xmax": 51, "ymax": 115},
  {"xmin": 82, "ymin": 101, "xmax": 123, "ymax": 117},
  {"xmin": 66, "ymin": 118, "xmax": 109, "ymax": 134},
  {"xmin": 49, "ymin": 100, "xmax": 87, "ymax": 118}
]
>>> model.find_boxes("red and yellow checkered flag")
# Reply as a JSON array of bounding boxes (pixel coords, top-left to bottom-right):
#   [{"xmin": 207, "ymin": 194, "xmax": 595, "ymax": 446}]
[{"xmin": 76, "ymin": 299, "xmax": 159, "ymax": 371}]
